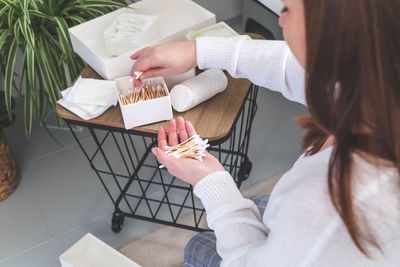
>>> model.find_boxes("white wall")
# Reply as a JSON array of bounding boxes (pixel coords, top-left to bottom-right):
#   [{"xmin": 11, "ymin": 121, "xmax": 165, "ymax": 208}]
[{"xmin": 192, "ymin": 0, "xmax": 243, "ymax": 21}]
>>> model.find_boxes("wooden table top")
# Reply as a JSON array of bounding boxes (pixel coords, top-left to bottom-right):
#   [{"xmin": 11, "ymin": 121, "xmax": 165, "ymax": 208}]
[{"xmin": 57, "ymin": 33, "xmax": 263, "ymax": 141}]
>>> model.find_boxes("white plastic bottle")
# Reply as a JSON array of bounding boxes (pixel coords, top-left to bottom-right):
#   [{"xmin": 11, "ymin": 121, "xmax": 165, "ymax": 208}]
[{"xmin": 170, "ymin": 69, "xmax": 228, "ymax": 112}]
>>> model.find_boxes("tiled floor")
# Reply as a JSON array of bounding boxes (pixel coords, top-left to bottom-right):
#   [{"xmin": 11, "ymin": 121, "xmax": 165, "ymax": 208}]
[{"xmin": 0, "ymin": 22, "xmax": 307, "ymax": 267}]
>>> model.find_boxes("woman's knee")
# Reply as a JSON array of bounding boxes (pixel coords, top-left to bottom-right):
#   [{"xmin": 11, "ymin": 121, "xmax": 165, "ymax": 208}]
[
  {"xmin": 248, "ymin": 194, "xmax": 270, "ymax": 216},
  {"xmin": 184, "ymin": 231, "xmax": 220, "ymax": 267}
]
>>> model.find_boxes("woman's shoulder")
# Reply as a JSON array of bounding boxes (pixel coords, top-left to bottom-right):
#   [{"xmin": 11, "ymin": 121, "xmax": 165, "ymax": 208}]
[
  {"xmin": 351, "ymin": 152, "xmax": 399, "ymax": 202},
  {"xmin": 351, "ymin": 152, "xmax": 400, "ymax": 245},
  {"xmin": 271, "ymin": 147, "xmax": 399, "ymax": 217}
]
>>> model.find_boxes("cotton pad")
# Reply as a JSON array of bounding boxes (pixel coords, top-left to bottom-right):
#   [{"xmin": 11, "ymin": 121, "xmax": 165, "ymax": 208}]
[
  {"xmin": 65, "ymin": 76, "xmax": 118, "ymax": 106},
  {"xmin": 103, "ymin": 13, "xmax": 159, "ymax": 56},
  {"xmin": 57, "ymin": 77, "xmax": 118, "ymax": 120}
]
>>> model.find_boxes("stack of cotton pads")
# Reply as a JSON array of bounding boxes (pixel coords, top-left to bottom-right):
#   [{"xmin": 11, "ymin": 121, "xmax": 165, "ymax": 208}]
[
  {"xmin": 58, "ymin": 76, "xmax": 118, "ymax": 120},
  {"xmin": 103, "ymin": 13, "xmax": 158, "ymax": 56}
]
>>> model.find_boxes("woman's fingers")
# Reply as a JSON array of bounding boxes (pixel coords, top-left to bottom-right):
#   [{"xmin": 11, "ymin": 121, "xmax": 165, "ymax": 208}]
[
  {"xmin": 159, "ymin": 118, "xmax": 196, "ymax": 149},
  {"xmin": 130, "ymin": 47, "xmax": 151, "ymax": 60},
  {"xmin": 177, "ymin": 116, "xmax": 188, "ymax": 142},
  {"xmin": 158, "ymin": 127, "xmax": 168, "ymax": 151},
  {"xmin": 130, "ymin": 58, "xmax": 153, "ymax": 77},
  {"xmin": 141, "ymin": 67, "xmax": 166, "ymax": 79},
  {"xmin": 152, "ymin": 147, "xmax": 177, "ymax": 169},
  {"xmin": 133, "ymin": 79, "xmax": 142, "ymax": 87},
  {"xmin": 168, "ymin": 119, "xmax": 179, "ymax": 146},
  {"xmin": 185, "ymin": 120, "xmax": 196, "ymax": 137}
]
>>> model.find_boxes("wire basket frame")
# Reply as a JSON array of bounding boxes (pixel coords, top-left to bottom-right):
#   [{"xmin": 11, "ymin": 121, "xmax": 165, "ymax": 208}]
[{"xmin": 65, "ymin": 84, "xmax": 259, "ymax": 232}]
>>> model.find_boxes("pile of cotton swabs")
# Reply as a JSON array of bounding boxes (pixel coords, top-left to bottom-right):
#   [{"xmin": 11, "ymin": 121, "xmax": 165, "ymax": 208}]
[
  {"xmin": 159, "ymin": 134, "xmax": 209, "ymax": 168},
  {"xmin": 118, "ymin": 82, "xmax": 167, "ymax": 106}
]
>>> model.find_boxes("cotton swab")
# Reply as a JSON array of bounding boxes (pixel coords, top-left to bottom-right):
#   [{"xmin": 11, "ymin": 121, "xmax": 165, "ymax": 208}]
[
  {"xmin": 119, "ymin": 81, "xmax": 167, "ymax": 105},
  {"xmin": 159, "ymin": 134, "xmax": 209, "ymax": 168},
  {"xmin": 131, "ymin": 72, "xmax": 143, "ymax": 87}
]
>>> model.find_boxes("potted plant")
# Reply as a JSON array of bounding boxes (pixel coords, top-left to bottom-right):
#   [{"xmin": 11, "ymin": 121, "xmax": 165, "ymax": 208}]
[
  {"xmin": 0, "ymin": 0, "xmax": 129, "ymax": 199},
  {"xmin": 0, "ymin": 90, "xmax": 18, "ymax": 200},
  {"xmin": 0, "ymin": 0, "xmax": 128, "ymax": 137}
]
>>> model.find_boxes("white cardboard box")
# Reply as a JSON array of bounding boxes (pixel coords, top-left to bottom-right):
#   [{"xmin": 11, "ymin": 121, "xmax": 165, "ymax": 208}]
[
  {"xmin": 59, "ymin": 233, "xmax": 141, "ymax": 267},
  {"xmin": 69, "ymin": 0, "xmax": 216, "ymax": 80},
  {"xmin": 116, "ymin": 76, "xmax": 173, "ymax": 129}
]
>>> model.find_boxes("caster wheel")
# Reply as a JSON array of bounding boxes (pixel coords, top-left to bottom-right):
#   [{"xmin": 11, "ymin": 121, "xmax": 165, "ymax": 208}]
[
  {"xmin": 238, "ymin": 159, "xmax": 252, "ymax": 181},
  {"xmin": 111, "ymin": 223, "xmax": 122, "ymax": 233},
  {"xmin": 111, "ymin": 212, "xmax": 125, "ymax": 233}
]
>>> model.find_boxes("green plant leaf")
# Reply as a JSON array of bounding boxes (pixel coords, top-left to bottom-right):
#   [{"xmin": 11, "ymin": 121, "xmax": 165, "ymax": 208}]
[
  {"xmin": 29, "ymin": 9, "xmax": 53, "ymax": 20},
  {"xmin": 62, "ymin": 0, "xmax": 128, "ymax": 15},
  {"xmin": 40, "ymin": 28, "xmax": 68, "ymax": 86},
  {"xmin": 65, "ymin": 15, "xmax": 85, "ymax": 25},
  {"xmin": 24, "ymin": 71, "xmax": 33, "ymax": 137},
  {"xmin": 30, "ymin": 0, "xmax": 38, "ymax": 10},
  {"xmin": 54, "ymin": 16, "xmax": 79, "ymax": 77},
  {"xmin": 2, "ymin": 0, "xmax": 19, "ymax": 10},
  {"xmin": 18, "ymin": 16, "xmax": 35, "ymax": 48},
  {"xmin": 47, "ymin": 0, "xmax": 55, "ymax": 15},
  {"xmin": 0, "ymin": 5, "xmax": 9, "ymax": 18},
  {"xmin": 26, "ymin": 44, "xmax": 36, "ymax": 99},
  {"xmin": 35, "ymin": 74, "xmax": 47, "ymax": 122},
  {"xmin": 81, "ymin": 0, "xmax": 128, "ymax": 9},
  {"xmin": 0, "ymin": 28, "xmax": 11, "ymax": 51},
  {"xmin": 40, "ymin": 31, "xmax": 64, "ymax": 89},
  {"xmin": 18, "ymin": 0, "xmax": 31, "ymax": 24},
  {"xmin": 61, "ymin": 0, "xmax": 82, "ymax": 14},
  {"xmin": 36, "ymin": 36, "xmax": 59, "ymax": 107},
  {"xmin": 8, "ymin": 6, "xmax": 15, "ymax": 26},
  {"xmin": 18, "ymin": 47, "xmax": 27, "ymax": 95},
  {"xmin": 77, "ymin": 6, "xmax": 105, "ymax": 16},
  {"xmin": 4, "ymin": 34, "xmax": 19, "ymax": 119}
]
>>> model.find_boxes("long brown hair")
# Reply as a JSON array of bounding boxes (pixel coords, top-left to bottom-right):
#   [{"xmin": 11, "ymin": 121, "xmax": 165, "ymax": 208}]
[{"xmin": 300, "ymin": 0, "xmax": 400, "ymax": 256}]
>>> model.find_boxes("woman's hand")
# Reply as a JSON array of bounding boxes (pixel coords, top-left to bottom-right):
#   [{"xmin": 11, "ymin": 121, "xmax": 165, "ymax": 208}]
[
  {"xmin": 130, "ymin": 41, "xmax": 197, "ymax": 80},
  {"xmin": 152, "ymin": 117, "xmax": 225, "ymax": 186}
]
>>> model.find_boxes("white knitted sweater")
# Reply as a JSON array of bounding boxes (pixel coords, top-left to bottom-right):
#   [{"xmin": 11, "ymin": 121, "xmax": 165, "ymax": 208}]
[{"xmin": 193, "ymin": 36, "xmax": 400, "ymax": 267}]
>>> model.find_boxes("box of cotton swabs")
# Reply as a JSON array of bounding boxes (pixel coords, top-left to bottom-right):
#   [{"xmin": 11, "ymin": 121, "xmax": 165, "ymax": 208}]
[{"xmin": 115, "ymin": 76, "xmax": 173, "ymax": 129}]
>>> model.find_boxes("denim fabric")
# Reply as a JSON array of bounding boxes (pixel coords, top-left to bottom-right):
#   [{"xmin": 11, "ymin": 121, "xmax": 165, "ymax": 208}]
[{"xmin": 184, "ymin": 194, "xmax": 270, "ymax": 267}]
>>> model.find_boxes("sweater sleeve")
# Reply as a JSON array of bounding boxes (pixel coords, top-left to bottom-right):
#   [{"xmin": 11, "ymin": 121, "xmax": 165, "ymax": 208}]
[
  {"xmin": 196, "ymin": 36, "xmax": 306, "ymax": 105},
  {"xmin": 193, "ymin": 171, "xmax": 269, "ymax": 267}
]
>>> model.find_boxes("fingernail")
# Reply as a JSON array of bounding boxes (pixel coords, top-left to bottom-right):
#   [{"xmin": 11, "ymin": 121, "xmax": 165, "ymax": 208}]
[{"xmin": 151, "ymin": 148, "xmax": 157, "ymax": 156}]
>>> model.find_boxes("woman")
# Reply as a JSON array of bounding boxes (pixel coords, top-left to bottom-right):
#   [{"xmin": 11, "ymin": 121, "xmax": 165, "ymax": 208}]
[{"xmin": 130, "ymin": 0, "xmax": 400, "ymax": 266}]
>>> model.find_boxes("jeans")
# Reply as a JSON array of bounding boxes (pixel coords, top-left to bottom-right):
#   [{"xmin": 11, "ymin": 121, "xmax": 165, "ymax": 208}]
[{"xmin": 184, "ymin": 194, "xmax": 270, "ymax": 267}]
